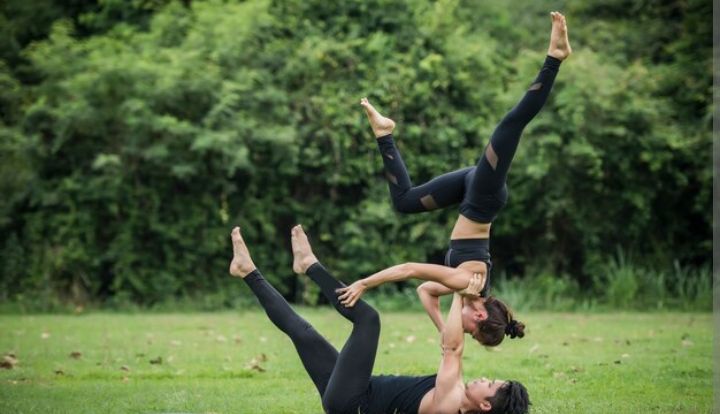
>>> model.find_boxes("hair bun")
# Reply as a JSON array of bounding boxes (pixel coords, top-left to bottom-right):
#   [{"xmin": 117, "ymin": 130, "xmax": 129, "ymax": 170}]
[{"xmin": 505, "ymin": 319, "xmax": 526, "ymax": 339}]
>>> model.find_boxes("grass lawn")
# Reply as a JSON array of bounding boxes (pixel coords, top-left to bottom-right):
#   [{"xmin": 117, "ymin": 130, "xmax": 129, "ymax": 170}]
[{"xmin": 0, "ymin": 310, "xmax": 712, "ymax": 413}]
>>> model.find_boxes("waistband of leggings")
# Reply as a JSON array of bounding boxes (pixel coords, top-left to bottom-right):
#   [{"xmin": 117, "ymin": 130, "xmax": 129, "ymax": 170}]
[{"xmin": 449, "ymin": 238, "xmax": 489, "ymax": 250}]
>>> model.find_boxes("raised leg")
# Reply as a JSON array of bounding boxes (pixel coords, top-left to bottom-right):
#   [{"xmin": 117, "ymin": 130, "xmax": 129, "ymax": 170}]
[
  {"xmin": 291, "ymin": 225, "xmax": 381, "ymax": 413},
  {"xmin": 292, "ymin": 225, "xmax": 378, "ymax": 324},
  {"xmin": 230, "ymin": 227, "xmax": 338, "ymax": 397},
  {"xmin": 361, "ymin": 99, "xmax": 471, "ymax": 213},
  {"xmin": 468, "ymin": 12, "xmax": 571, "ymax": 198}
]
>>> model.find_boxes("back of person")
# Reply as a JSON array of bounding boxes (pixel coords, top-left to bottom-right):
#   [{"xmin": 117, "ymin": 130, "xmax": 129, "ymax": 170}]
[{"xmin": 363, "ymin": 374, "xmax": 437, "ymax": 414}]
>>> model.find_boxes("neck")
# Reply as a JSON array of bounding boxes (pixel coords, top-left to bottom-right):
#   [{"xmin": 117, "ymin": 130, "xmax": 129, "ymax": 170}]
[{"xmin": 458, "ymin": 389, "xmax": 477, "ymax": 413}]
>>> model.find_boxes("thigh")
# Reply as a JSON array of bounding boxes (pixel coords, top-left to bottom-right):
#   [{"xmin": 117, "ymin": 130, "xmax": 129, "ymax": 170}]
[
  {"xmin": 322, "ymin": 306, "xmax": 380, "ymax": 412},
  {"xmin": 402, "ymin": 166, "xmax": 475, "ymax": 210},
  {"xmin": 469, "ymin": 150, "xmax": 505, "ymax": 196},
  {"xmin": 245, "ymin": 271, "xmax": 340, "ymax": 398}
]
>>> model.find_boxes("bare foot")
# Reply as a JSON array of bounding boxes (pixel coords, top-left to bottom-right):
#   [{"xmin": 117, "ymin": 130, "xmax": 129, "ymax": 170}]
[
  {"xmin": 547, "ymin": 11, "xmax": 572, "ymax": 61},
  {"xmin": 291, "ymin": 225, "xmax": 319, "ymax": 274},
  {"xmin": 229, "ymin": 227, "xmax": 257, "ymax": 278},
  {"xmin": 360, "ymin": 98, "xmax": 396, "ymax": 138}
]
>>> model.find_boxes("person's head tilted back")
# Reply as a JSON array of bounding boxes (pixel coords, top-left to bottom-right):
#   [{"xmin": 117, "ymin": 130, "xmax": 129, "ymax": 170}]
[{"xmin": 464, "ymin": 378, "xmax": 530, "ymax": 414}]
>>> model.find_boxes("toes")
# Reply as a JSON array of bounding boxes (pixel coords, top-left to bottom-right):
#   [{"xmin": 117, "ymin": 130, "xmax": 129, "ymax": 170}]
[
  {"xmin": 231, "ymin": 227, "xmax": 242, "ymax": 243},
  {"xmin": 291, "ymin": 224, "xmax": 307, "ymax": 242}
]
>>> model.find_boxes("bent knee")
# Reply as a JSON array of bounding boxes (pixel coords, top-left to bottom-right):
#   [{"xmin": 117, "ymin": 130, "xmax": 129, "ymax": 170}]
[
  {"xmin": 392, "ymin": 196, "xmax": 437, "ymax": 213},
  {"xmin": 391, "ymin": 198, "xmax": 417, "ymax": 213},
  {"xmin": 358, "ymin": 305, "xmax": 380, "ymax": 327}
]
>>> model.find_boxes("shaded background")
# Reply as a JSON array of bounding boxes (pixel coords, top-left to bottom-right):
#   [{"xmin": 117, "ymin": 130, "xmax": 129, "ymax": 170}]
[{"xmin": 0, "ymin": 0, "xmax": 711, "ymax": 310}]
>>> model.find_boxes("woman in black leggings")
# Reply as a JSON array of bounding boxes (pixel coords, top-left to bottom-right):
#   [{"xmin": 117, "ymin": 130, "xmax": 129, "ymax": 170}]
[
  {"xmin": 338, "ymin": 12, "xmax": 572, "ymax": 347},
  {"xmin": 229, "ymin": 225, "xmax": 529, "ymax": 414}
]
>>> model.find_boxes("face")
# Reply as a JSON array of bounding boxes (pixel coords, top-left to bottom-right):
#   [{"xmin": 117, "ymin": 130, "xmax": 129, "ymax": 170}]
[
  {"xmin": 466, "ymin": 377, "xmax": 507, "ymax": 412},
  {"xmin": 461, "ymin": 297, "xmax": 487, "ymax": 336}
]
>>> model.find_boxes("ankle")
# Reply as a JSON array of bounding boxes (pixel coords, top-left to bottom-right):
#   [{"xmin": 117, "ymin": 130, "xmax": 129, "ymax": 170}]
[
  {"xmin": 242, "ymin": 264, "xmax": 257, "ymax": 276},
  {"xmin": 301, "ymin": 257, "xmax": 319, "ymax": 274},
  {"xmin": 545, "ymin": 55, "xmax": 563, "ymax": 67}
]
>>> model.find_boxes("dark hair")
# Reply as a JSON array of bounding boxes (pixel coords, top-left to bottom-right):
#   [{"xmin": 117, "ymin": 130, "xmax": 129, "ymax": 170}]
[
  {"xmin": 475, "ymin": 296, "xmax": 525, "ymax": 347},
  {"xmin": 487, "ymin": 380, "xmax": 530, "ymax": 414}
]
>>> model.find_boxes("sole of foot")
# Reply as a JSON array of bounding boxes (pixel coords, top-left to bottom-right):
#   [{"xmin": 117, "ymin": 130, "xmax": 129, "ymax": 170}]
[
  {"xmin": 229, "ymin": 226, "xmax": 256, "ymax": 278},
  {"xmin": 547, "ymin": 11, "xmax": 572, "ymax": 61},
  {"xmin": 291, "ymin": 225, "xmax": 318, "ymax": 274}
]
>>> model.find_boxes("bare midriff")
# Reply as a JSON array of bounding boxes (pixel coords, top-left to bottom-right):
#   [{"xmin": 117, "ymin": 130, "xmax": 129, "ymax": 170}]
[{"xmin": 450, "ymin": 214, "xmax": 491, "ymax": 240}]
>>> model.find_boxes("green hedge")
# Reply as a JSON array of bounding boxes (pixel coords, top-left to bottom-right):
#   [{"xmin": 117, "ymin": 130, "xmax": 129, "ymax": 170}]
[{"xmin": 0, "ymin": 0, "xmax": 711, "ymax": 308}]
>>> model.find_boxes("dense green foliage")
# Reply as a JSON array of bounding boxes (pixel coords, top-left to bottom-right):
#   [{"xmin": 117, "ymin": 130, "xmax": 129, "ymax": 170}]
[{"xmin": 0, "ymin": 0, "xmax": 711, "ymax": 308}]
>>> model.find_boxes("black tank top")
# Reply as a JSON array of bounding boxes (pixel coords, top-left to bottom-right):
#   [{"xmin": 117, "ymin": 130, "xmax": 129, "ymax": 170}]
[
  {"xmin": 363, "ymin": 374, "xmax": 436, "ymax": 414},
  {"xmin": 444, "ymin": 238, "xmax": 492, "ymax": 297}
]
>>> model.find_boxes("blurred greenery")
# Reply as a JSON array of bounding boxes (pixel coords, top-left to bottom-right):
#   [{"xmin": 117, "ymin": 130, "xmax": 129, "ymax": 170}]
[{"xmin": 0, "ymin": 0, "xmax": 711, "ymax": 309}]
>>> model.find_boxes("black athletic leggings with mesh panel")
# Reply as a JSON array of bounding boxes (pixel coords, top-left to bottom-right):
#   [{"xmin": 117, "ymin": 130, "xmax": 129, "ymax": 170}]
[
  {"xmin": 376, "ymin": 56, "xmax": 561, "ymax": 223},
  {"xmin": 243, "ymin": 262, "xmax": 379, "ymax": 414}
]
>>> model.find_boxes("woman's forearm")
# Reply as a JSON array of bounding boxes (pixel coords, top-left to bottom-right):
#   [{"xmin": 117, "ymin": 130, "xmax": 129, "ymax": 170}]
[
  {"xmin": 361, "ymin": 262, "xmax": 475, "ymax": 299},
  {"xmin": 442, "ymin": 293, "xmax": 465, "ymax": 349},
  {"xmin": 339, "ymin": 261, "xmax": 472, "ymax": 309},
  {"xmin": 417, "ymin": 284, "xmax": 445, "ymax": 332},
  {"xmin": 361, "ymin": 263, "xmax": 412, "ymax": 289},
  {"xmin": 337, "ymin": 263, "xmax": 440, "ymax": 308},
  {"xmin": 405, "ymin": 263, "xmax": 473, "ymax": 290}
]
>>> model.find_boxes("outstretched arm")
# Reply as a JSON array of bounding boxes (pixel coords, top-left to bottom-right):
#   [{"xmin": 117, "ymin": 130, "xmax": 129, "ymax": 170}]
[
  {"xmin": 337, "ymin": 262, "xmax": 476, "ymax": 307},
  {"xmin": 430, "ymin": 293, "xmax": 466, "ymax": 413}
]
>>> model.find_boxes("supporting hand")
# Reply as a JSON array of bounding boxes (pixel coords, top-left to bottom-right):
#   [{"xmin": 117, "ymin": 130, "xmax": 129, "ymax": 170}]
[{"xmin": 336, "ymin": 280, "xmax": 367, "ymax": 307}]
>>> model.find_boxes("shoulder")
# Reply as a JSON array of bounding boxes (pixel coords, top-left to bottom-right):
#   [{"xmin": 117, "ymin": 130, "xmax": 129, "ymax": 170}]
[{"xmin": 422, "ymin": 382, "xmax": 465, "ymax": 414}]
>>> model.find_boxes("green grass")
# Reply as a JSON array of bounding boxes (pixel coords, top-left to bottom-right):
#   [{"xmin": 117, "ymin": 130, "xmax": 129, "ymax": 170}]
[{"xmin": 0, "ymin": 311, "xmax": 712, "ymax": 413}]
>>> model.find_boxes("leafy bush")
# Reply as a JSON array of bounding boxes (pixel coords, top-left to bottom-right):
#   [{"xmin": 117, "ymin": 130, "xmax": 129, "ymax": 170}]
[{"xmin": 0, "ymin": 0, "xmax": 710, "ymax": 309}]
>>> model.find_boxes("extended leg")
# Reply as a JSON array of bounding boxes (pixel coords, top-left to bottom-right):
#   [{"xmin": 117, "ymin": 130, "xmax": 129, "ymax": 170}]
[
  {"xmin": 469, "ymin": 12, "xmax": 571, "ymax": 197},
  {"xmin": 291, "ymin": 225, "xmax": 381, "ymax": 413},
  {"xmin": 292, "ymin": 225, "xmax": 379, "ymax": 323},
  {"xmin": 229, "ymin": 227, "xmax": 338, "ymax": 397}
]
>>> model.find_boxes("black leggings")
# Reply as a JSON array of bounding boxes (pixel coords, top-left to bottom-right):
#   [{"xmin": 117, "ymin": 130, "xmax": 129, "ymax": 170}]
[
  {"xmin": 377, "ymin": 55, "xmax": 561, "ymax": 223},
  {"xmin": 243, "ymin": 263, "xmax": 380, "ymax": 414}
]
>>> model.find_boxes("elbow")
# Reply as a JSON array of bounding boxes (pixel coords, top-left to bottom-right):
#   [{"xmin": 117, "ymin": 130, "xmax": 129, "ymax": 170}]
[
  {"xmin": 416, "ymin": 283, "xmax": 430, "ymax": 301},
  {"xmin": 417, "ymin": 281, "xmax": 434, "ymax": 297},
  {"xmin": 441, "ymin": 342, "xmax": 464, "ymax": 355},
  {"xmin": 441, "ymin": 329, "xmax": 464, "ymax": 351},
  {"xmin": 441, "ymin": 331, "xmax": 464, "ymax": 352}
]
